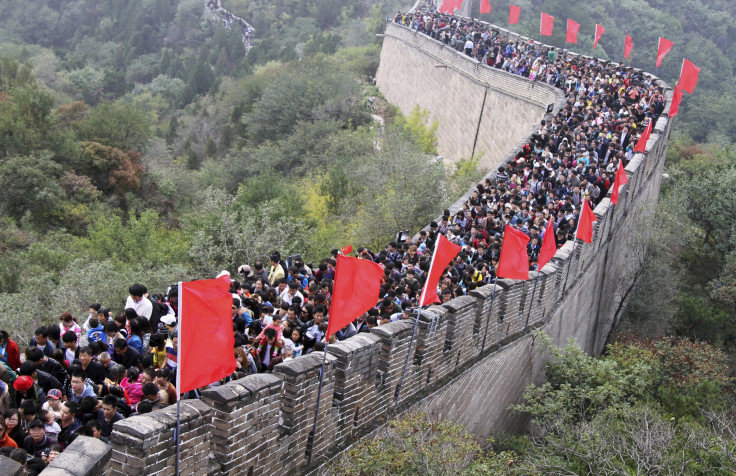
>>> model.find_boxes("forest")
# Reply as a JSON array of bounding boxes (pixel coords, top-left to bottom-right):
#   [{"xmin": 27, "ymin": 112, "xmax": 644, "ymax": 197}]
[{"xmin": 1, "ymin": 0, "xmax": 736, "ymax": 470}]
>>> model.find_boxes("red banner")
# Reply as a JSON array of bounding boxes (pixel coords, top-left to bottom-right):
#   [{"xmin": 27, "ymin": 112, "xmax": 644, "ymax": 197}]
[
  {"xmin": 540, "ymin": 13, "xmax": 554, "ymax": 36},
  {"xmin": 656, "ymin": 37, "xmax": 674, "ymax": 67},
  {"xmin": 611, "ymin": 160, "xmax": 629, "ymax": 205},
  {"xmin": 178, "ymin": 276, "xmax": 235, "ymax": 394},
  {"xmin": 326, "ymin": 255, "xmax": 383, "ymax": 339},
  {"xmin": 509, "ymin": 5, "xmax": 520, "ymax": 24},
  {"xmin": 419, "ymin": 234, "xmax": 461, "ymax": 307},
  {"xmin": 497, "ymin": 226, "xmax": 530, "ymax": 280},
  {"xmin": 576, "ymin": 200, "xmax": 598, "ymax": 244},
  {"xmin": 679, "ymin": 59, "xmax": 700, "ymax": 94},
  {"xmin": 669, "ymin": 86, "xmax": 683, "ymax": 117},
  {"xmin": 480, "ymin": 0, "xmax": 491, "ymax": 14},
  {"xmin": 566, "ymin": 19, "xmax": 580, "ymax": 44},
  {"xmin": 634, "ymin": 120, "xmax": 653, "ymax": 153},
  {"xmin": 538, "ymin": 220, "xmax": 557, "ymax": 271},
  {"xmin": 593, "ymin": 24, "xmax": 605, "ymax": 49},
  {"xmin": 624, "ymin": 34, "xmax": 633, "ymax": 59}
]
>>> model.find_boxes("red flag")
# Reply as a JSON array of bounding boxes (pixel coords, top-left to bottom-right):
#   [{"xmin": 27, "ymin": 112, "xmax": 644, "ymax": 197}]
[
  {"xmin": 670, "ymin": 85, "xmax": 682, "ymax": 117},
  {"xmin": 610, "ymin": 159, "xmax": 629, "ymax": 205},
  {"xmin": 538, "ymin": 220, "xmax": 557, "ymax": 271},
  {"xmin": 178, "ymin": 275, "xmax": 235, "ymax": 394},
  {"xmin": 634, "ymin": 119, "xmax": 653, "ymax": 153},
  {"xmin": 656, "ymin": 37, "xmax": 673, "ymax": 67},
  {"xmin": 593, "ymin": 24, "xmax": 605, "ymax": 49},
  {"xmin": 509, "ymin": 5, "xmax": 520, "ymax": 24},
  {"xmin": 566, "ymin": 19, "xmax": 580, "ymax": 43},
  {"xmin": 439, "ymin": 0, "xmax": 455, "ymax": 14},
  {"xmin": 480, "ymin": 0, "xmax": 491, "ymax": 14},
  {"xmin": 419, "ymin": 234, "xmax": 461, "ymax": 307},
  {"xmin": 497, "ymin": 225, "xmax": 530, "ymax": 280},
  {"xmin": 326, "ymin": 255, "xmax": 383, "ymax": 339},
  {"xmin": 341, "ymin": 245, "xmax": 353, "ymax": 256},
  {"xmin": 540, "ymin": 13, "xmax": 554, "ymax": 36},
  {"xmin": 679, "ymin": 59, "xmax": 700, "ymax": 94},
  {"xmin": 576, "ymin": 200, "xmax": 598, "ymax": 244},
  {"xmin": 624, "ymin": 33, "xmax": 633, "ymax": 59}
]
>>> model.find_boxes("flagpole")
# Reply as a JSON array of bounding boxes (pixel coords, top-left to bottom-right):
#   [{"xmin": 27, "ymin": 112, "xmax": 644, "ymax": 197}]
[
  {"xmin": 307, "ymin": 342, "xmax": 328, "ymax": 465},
  {"xmin": 394, "ymin": 239, "xmax": 440, "ymax": 411},
  {"xmin": 393, "ymin": 308, "xmax": 421, "ymax": 411},
  {"xmin": 480, "ymin": 276, "xmax": 498, "ymax": 355},
  {"xmin": 562, "ymin": 219, "xmax": 580, "ymax": 295},
  {"xmin": 524, "ymin": 274, "xmax": 540, "ymax": 331},
  {"xmin": 175, "ymin": 282, "xmax": 182, "ymax": 476}
]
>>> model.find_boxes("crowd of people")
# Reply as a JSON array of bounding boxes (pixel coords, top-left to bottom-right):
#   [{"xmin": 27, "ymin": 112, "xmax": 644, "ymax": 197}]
[
  {"xmin": 206, "ymin": 0, "xmax": 254, "ymax": 52},
  {"xmin": 0, "ymin": 4, "xmax": 666, "ymax": 471}
]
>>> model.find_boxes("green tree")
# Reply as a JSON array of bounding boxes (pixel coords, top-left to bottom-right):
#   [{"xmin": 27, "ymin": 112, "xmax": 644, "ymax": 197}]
[
  {"xmin": 331, "ymin": 411, "xmax": 480, "ymax": 476},
  {"xmin": 74, "ymin": 101, "xmax": 154, "ymax": 152},
  {"xmin": 0, "ymin": 152, "xmax": 65, "ymax": 226}
]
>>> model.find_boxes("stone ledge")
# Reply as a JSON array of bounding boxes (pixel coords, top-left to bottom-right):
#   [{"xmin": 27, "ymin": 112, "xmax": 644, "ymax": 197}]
[
  {"xmin": 0, "ymin": 455, "xmax": 23, "ymax": 476},
  {"xmin": 44, "ymin": 436, "xmax": 111, "ymax": 476}
]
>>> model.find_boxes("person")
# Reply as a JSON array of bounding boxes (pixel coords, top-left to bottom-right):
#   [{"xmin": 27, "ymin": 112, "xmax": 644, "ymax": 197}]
[
  {"xmin": 112, "ymin": 339, "xmax": 141, "ymax": 369},
  {"xmin": 82, "ymin": 303, "xmax": 102, "ymax": 332},
  {"xmin": 62, "ymin": 331, "xmax": 80, "ymax": 363},
  {"xmin": 257, "ymin": 328, "xmax": 281, "ymax": 372},
  {"xmin": 57, "ymin": 401, "xmax": 82, "ymax": 449},
  {"xmin": 28, "ymin": 327, "xmax": 55, "ymax": 358},
  {"xmin": 18, "ymin": 361, "xmax": 60, "ymax": 398},
  {"xmin": 25, "ymin": 347, "xmax": 66, "ymax": 385},
  {"xmin": 42, "ymin": 389, "xmax": 63, "ymax": 420},
  {"xmin": 59, "ymin": 313, "xmax": 82, "ymax": 342},
  {"xmin": 148, "ymin": 334, "xmax": 167, "ymax": 369},
  {"xmin": 125, "ymin": 284, "xmax": 153, "ymax": 320},
  {"xmin": 41, "ymin": 443, "xmax": 62, "ymax": 465},
  {"xmin": 268, "ymin": 254, "xmax": 285, "ymax": 286},
  {"xmin": 98, "ymin": 351, "xmax": 117, "ymax": 378},
  {"xmin": 0, "ymin": 330, "xmax": 21, "ymax": 371},
  {"xmin": 86, "ymin": 318, "xmax": 106, "ymax": 344},
  {"xmin": 141, "ymin": 383, "xmax": 168, "ymax": 410},
  {"xmin": 76, "ymin": 346, "xmax": 106, "ymax": 385},
  {"xmin": 22, "ymin": 420, "xmax": 53, "ymax": 457},
  {"xmin": 85, "ymin": 420, "xmax": 110, "ymax": 444},
  {"xmin": 119, "ymin": 367, "xmax": 143, "ymax": 411},
  {"xmin": 68, "ymin": 369, "xmax": 96, "ymax": 403},
  {"xmin": 4, "ymin": 409, "xmax": 24, "ymax": 447},
  {"xmin": 97, "ymin": 395, "xmax": 124, "ymax": 438},
  {"xmin": 12, "ymin": 375, "xmax": 41, "ymax": 409},
  {"xmin": 234, "ymin": 347, "xmax": 258, "ymax": 377},
  {"xmin": 154, "ymin": 369, "xmax": 177, "ymax": 404},
  {"xmin": 160, "ymin": 315, "xmax": 177, "ymax": 339},
  {"xmin": 165, "ymin": 336, "xmax": 178, "ymax": 372},
  {"xmin": 0, "ymin": 418, "xmax": 17, "ymax": 448},
  {"xmin": 37, "ymin": 410, "xmax": 60, "ymax": 441}
]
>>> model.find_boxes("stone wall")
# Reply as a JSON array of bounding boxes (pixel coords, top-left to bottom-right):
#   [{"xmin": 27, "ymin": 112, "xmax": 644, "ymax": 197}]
[
  {"xmin": 93, "ymin": 18, "xmax": 673, "ymax": 476},
  {"xmin": 375, "ymin": 22, "xmax": 565, "ymax": 169}
]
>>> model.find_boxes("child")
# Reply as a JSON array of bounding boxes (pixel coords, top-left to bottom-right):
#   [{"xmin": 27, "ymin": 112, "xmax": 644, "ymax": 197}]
[
  {"xmin": 37, "ymin": 410, "xmax": 60, "ymax": 441},
  {"xmin": 120, "ymin": 367, "xmax": 144, "ymax": 411},
  {"xmin": 257, "ymin": 314, "xmax": 283, "ymax": 346},
  {"xmin": 41, "ymin": 389, "xmax": 63, "ymax": 420}
]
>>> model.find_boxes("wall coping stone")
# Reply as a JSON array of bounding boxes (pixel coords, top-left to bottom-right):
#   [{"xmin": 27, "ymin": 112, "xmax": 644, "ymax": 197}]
[
  {"xmin": 0, "ymin": 455, "xmax": 23, "ymax": 476},
  {"xmin": 442, "ymin": 295, "xmax": 477, "ymax": 313},
  {"xmin": 43, "ymin": 436, "xmax": 111, "ymax": 476},
  {"xmin": 370, "ymin": 320, "xmax": 416, "ymax": 339}
]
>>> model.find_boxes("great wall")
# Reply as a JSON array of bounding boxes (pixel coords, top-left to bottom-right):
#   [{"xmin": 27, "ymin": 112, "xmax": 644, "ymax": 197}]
[{"xmin": 0, "ymin": 12, "xmax": 674, "ymax": 476}]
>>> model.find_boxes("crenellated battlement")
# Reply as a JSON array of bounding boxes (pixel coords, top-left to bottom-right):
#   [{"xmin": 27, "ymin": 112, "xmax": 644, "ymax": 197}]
[{"xmin": 29, "ymin": 16, "xmax": 673, "ymax": 476}]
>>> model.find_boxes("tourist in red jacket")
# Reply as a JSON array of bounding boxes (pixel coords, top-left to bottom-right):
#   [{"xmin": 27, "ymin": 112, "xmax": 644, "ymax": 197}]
[{"xmin": 0, "ymin": 330, "xmax": 21, "ymax": 371}]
